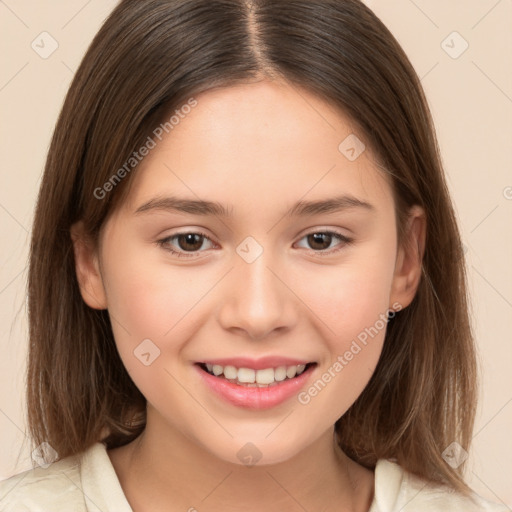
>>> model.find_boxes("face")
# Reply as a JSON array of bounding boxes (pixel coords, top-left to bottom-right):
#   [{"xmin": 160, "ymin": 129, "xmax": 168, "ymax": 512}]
[{"xmin": 73, "ymin": 79, "xmax": 424, "ymax": 466}]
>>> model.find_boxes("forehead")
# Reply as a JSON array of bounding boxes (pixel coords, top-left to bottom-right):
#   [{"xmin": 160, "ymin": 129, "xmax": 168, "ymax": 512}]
[{"xmin": 120, "ymin": 79, "xmax": 393, "ymax": 219}]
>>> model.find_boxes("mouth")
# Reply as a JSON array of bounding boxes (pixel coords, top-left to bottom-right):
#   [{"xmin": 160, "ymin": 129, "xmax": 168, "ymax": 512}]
[
  {"xmin": 194, "ymin": 356, "xmax": 318, "ymax": 409},
  {"xmin": 195, "ymin": 361, "xmax": 317, "ymax": 387}
]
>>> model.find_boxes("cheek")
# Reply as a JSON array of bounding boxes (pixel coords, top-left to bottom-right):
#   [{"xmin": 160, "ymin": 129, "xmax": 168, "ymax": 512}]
[
  {"xmin": 299, "ymin": 245, "xmax": 396, "ymax": 344},
  {"xmin": 292, "ymin": 240, "xmax": 396, "ymax": 413},
  {"xmin": 103, "ymin": 243, "xmax": 204, "ymax": 338},
  {"xmin": 101, "ymin": 243, "xmax": 206, "ymax": 384}
]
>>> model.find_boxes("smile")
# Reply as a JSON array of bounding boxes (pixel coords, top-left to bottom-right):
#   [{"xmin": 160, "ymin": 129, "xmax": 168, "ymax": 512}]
[
  {"xmin": 199, "ymin": 362, "xmax": 314, "ymax": 387},
  {"xmin": 195, "ymin": 360, "xmax": 318, "ymax": 409}
]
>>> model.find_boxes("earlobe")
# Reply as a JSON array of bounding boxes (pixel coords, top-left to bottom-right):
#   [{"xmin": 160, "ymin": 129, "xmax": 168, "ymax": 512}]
[
  {"xmin": 70, "ymin": 221, "xmax": 108, "ymax": 310},
  {"xmin": 390, "ymin": 206, "xmax": 426, "ymax": 310}
]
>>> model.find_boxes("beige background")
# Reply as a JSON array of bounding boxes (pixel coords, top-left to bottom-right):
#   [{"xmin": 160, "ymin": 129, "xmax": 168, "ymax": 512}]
[{"xmin": 0, "ymin": 0, "xmax": 511, "ymax": 507}]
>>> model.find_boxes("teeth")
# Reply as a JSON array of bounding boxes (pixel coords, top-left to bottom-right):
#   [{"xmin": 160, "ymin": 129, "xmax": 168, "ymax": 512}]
[
  {"xmin": 223, "ymin": 365, "xmax": 238, "ymax": 380},
  {"xmin": 238, "ymin": 368, "xmax": 256, "ymax": 383},
  {"xmin": 255, "ymin": 368, "xmax": 274, "ymax": 384},
  {"xmin": 286, "ymin": 366, "xmax": 297, "ymax": 379},
  {"xmin": 203, "ymin": 363, "xmax": 310, "ymax": 385},
  {"xmin": 274, "ymin": 366, "xmax": 287, "ymax": 381}
]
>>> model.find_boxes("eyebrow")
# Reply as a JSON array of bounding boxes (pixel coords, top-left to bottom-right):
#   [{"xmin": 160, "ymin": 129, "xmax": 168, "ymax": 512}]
[{"xmin": 134, "ymin": 194, "xmax": 375, "ymax": 218}]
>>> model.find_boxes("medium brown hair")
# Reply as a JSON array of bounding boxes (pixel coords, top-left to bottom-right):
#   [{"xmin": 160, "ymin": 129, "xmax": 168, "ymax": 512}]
[{"xmin": 25, "ymin": 0, "xmax": 477, "ymax": 495}]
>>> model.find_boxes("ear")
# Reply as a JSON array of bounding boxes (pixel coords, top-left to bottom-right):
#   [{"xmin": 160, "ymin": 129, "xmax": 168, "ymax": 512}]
[
  {"xmin": 389, "ymin": 205, "xmax": 426, "ymax": 310},
  {"xmin": 70, "ymin": 221, "xmax": 108, "ymax": 310}
]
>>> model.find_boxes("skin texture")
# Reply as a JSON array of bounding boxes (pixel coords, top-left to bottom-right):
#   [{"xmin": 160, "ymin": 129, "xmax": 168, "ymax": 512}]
[{"xmin": 71, "ymin": 78, "xmax": 425, "ymax": 512}]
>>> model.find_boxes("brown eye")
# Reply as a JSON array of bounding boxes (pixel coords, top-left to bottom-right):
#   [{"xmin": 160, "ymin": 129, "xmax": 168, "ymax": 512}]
[
  {"xmin": 295, "ymin": 230, "xmax": 352, "ymax": 256},
  {"xmin": 175, "ymin": 233, "xmax": 205, "ymax": 252},
  {"xmin": 307, "ymin": 233, "xmax": 334, "ymax": 250},
  {"xmin": 157, "ymin": 231, "xmax": 214, "ymax": 258}
]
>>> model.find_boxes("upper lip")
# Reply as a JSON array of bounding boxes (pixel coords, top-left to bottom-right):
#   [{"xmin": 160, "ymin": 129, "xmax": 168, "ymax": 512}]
[{"xmin": 198, "ymin": 356, "xmax": 314, "ymax": 370}]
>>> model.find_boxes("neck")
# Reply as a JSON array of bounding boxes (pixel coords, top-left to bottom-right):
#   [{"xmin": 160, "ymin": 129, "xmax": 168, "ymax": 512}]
[{"xmin": 108, "ymin": 413, "xmax": 374, "ymax": 512}]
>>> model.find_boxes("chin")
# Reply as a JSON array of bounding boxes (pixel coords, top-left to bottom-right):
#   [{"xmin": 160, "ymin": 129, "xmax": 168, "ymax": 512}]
[{"xmin": 202, "ymin": 432, "xmax": 311, "ymax": 467}]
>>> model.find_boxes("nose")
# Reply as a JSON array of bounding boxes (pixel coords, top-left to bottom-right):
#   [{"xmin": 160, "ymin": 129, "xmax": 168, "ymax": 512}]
[{"xmin": 216, "ymin": 248, "xmax": 299, "ymax": 341}]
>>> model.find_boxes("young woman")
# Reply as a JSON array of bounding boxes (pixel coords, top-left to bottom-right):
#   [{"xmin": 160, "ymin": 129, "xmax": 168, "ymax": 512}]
[{"xmin": 0, "ymin": 1, "xmax": 506, "ymax": 511}]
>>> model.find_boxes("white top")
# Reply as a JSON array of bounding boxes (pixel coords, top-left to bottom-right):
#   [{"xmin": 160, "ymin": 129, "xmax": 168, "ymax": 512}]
[{"xmin": 0, "ymin": 442, "xmax": 508, "ymax": 511}]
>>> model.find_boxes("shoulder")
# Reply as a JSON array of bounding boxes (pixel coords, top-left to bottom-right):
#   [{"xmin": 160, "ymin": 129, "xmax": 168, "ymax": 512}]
[
  {"xmin": 0, "ymin": 452, "xmax": 85, "ymax": 512},
  {"xmin": 0, "ymin": 442, "xmax": 132, "ymax": 512},
  {"xmin": 371, "ymin": 459, "xmax": 509, "ymax": 512}
]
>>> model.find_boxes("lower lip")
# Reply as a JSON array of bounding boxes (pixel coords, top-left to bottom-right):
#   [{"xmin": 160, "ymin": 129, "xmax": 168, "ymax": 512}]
[{"xmin": 195, "ymin": 364, "xmax": 316, "ymax": 410}]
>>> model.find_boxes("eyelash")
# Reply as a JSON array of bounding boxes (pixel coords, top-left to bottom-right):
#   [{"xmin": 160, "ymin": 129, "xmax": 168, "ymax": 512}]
[{"xmin": 156, "ymin": 230, "xmax": 353, "ymax": 259}]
